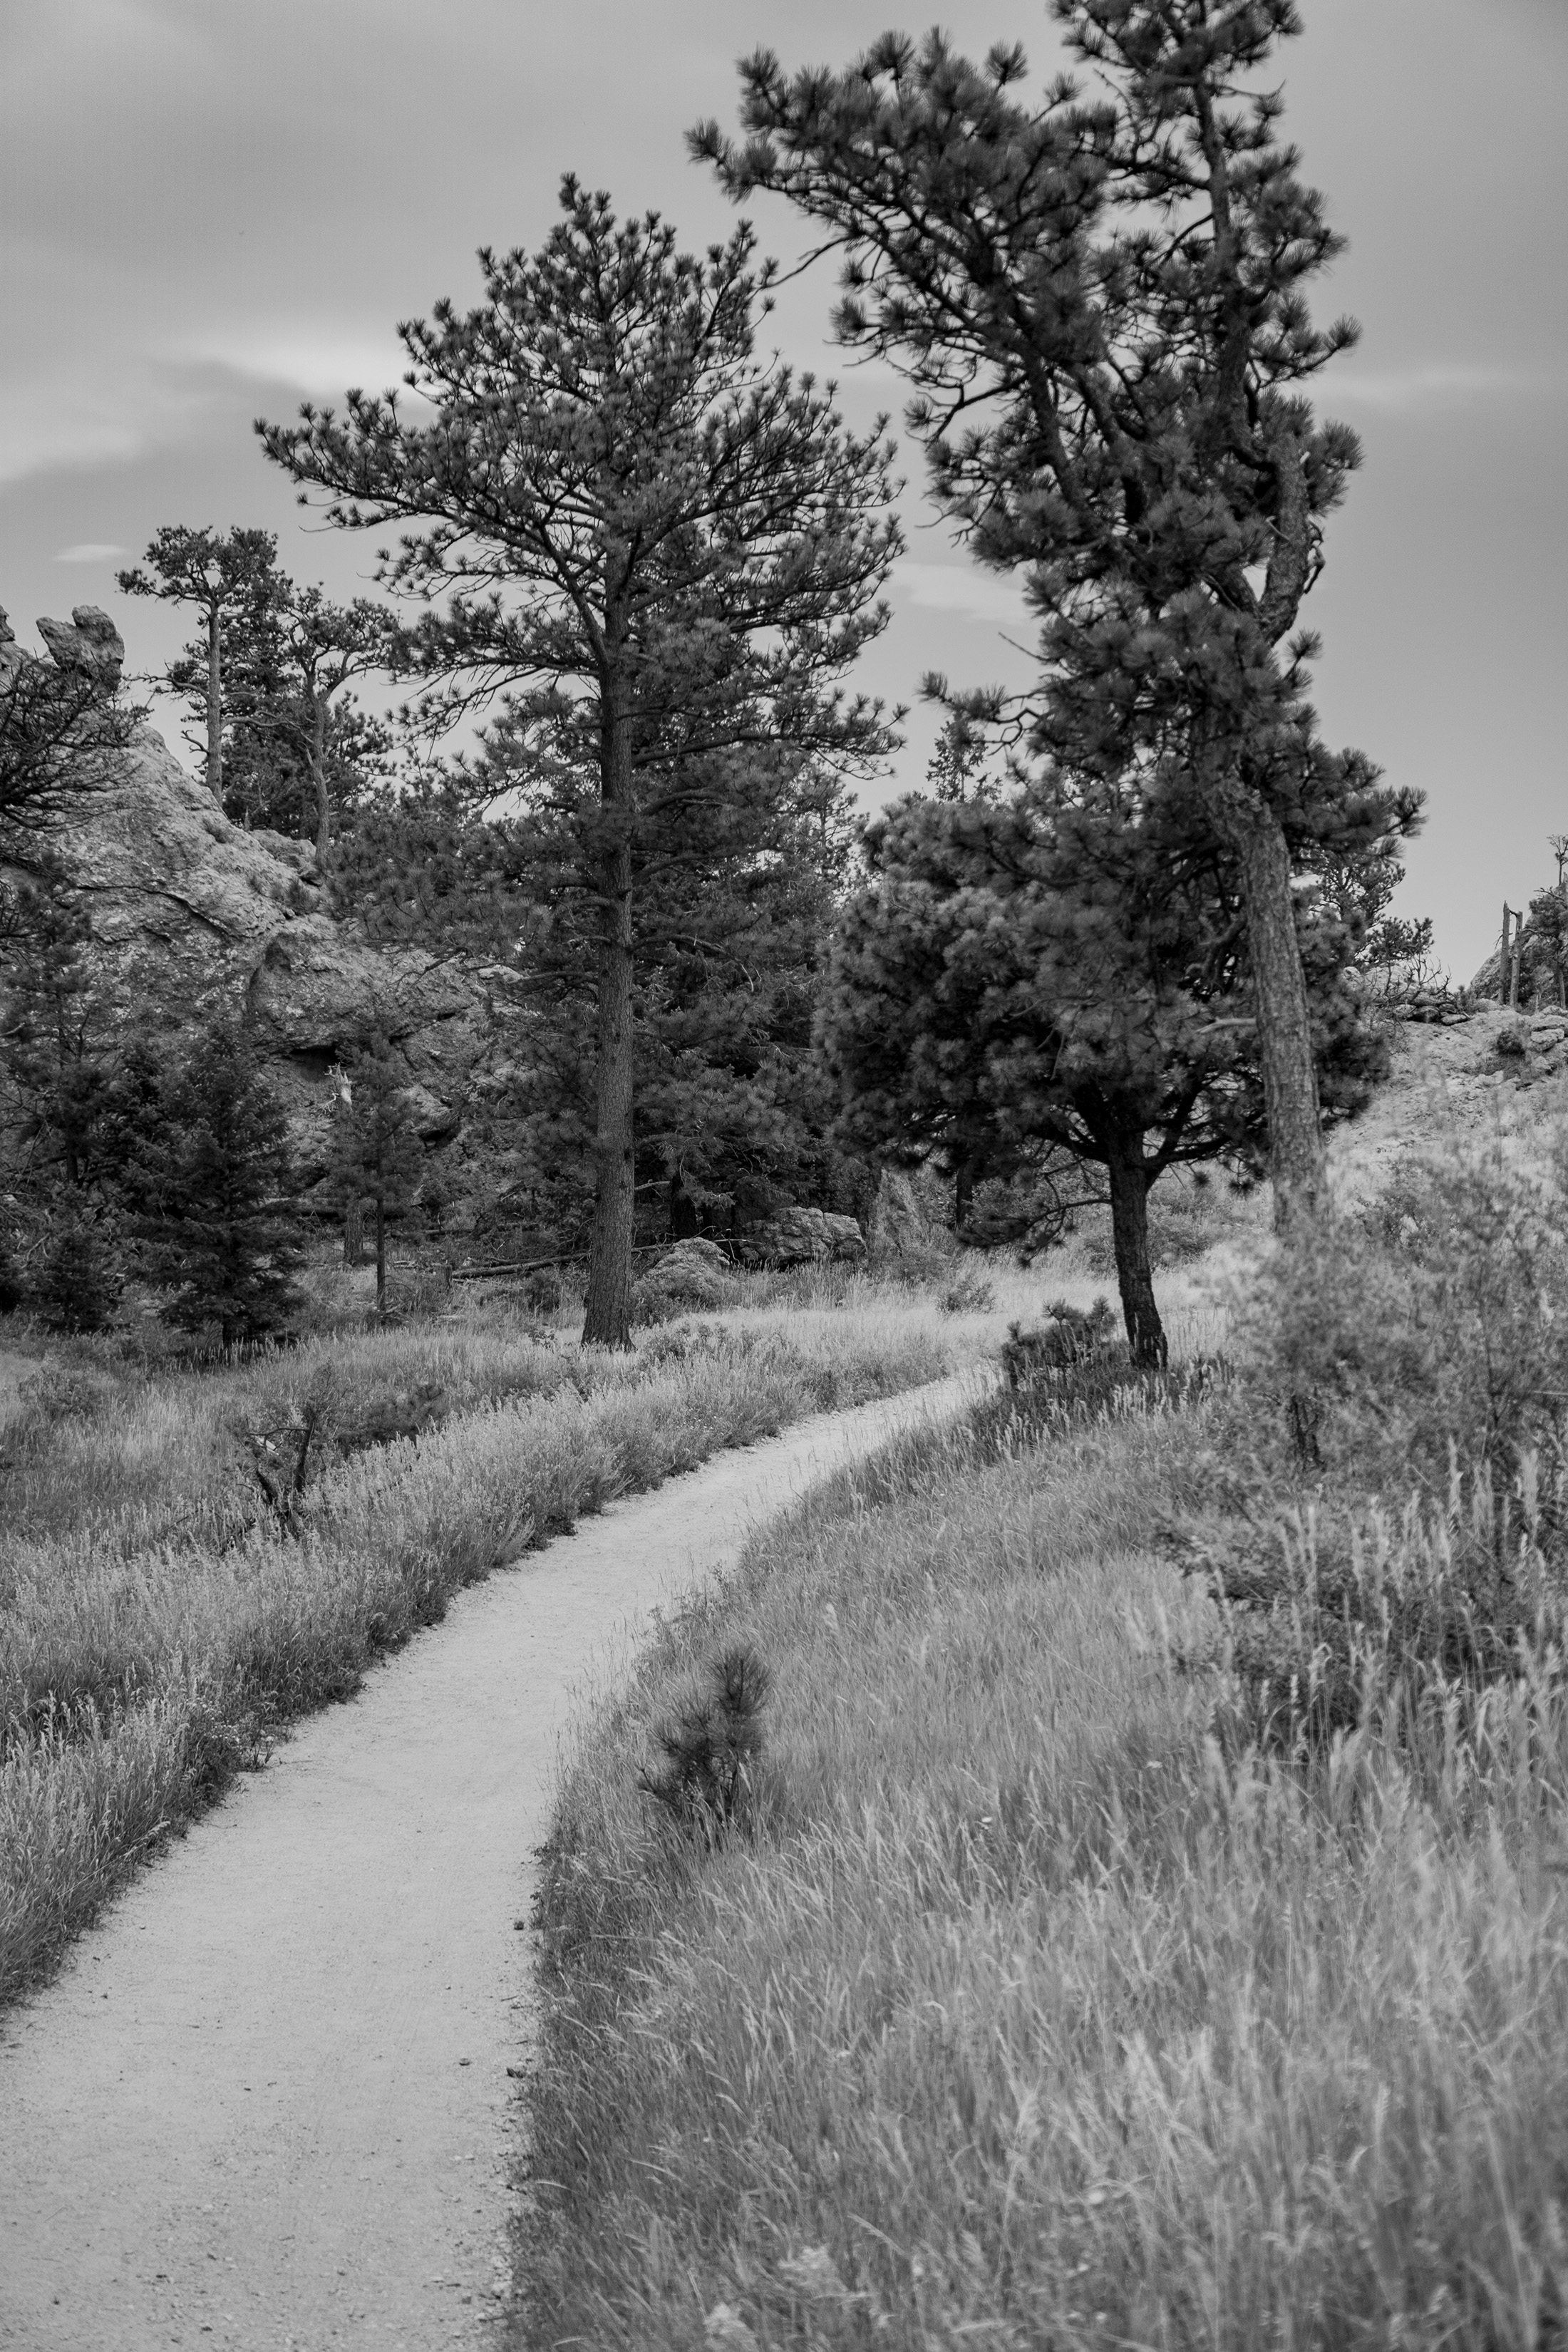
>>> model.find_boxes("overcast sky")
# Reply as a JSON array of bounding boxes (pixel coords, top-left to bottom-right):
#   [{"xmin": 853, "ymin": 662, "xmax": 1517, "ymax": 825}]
[{"xmin": 2, "ymin": 0, "xmax": 1564, "ymax": 979}]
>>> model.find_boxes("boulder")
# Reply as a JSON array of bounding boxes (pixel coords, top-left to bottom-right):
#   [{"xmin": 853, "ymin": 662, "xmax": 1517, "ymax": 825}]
[
  {"xmin": 738, "ymin": 1205, "xmax": 866, "ymax": 1267},
  {"xmin": 631, "ymin": 1237, "xmax": 736, "ymax": 1319}
]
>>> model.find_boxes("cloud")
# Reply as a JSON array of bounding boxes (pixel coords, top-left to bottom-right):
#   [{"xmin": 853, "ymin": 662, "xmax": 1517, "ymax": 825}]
[
  {"xmin": 172, "ymin": 324, "xmax": 415, "ymax": 399},
  {"xmin": 0, "ymin": 355, "xmax": 227, "ymax": 488},
  {"xmin": 1327, "ymin": 361, "xmax": 1544, "ymax": 413},
  {"xmin": 897, "ymin": 559, "xmax": 1033, "ymax": 626},
  {"xmin": 56, "ymin": 542, "xmax": 128, "ymax": 564},
  {"xmin": 0, "ymin": 387, "xmax": 155, "ymax": 486}
]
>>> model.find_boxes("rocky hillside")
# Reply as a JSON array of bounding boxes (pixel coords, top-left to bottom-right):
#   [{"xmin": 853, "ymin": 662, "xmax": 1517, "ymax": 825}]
[
  {"xmin": 9, "ymin": 697, "xmax": 492, "ymax": 1202},
  {"xmin": 88, "ymin": 727, "xmax": 487, "ymax": 1163}
]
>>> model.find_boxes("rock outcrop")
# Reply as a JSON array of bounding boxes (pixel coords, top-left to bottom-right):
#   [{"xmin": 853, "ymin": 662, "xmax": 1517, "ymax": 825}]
[
  {"xmin": 867, "ymin": 1168, "xmax": 925, "ymax": 1258},
  {"xmin": 11, "ymin": 718, "xmax": 491, "ymax": 1187},
  {"xmin": 1, "ymin": 602, "xmax": 125, "ymax": 693},
  {"xmin": 33, "ymin": 606, "xmax": 125, "ymax": 690}
]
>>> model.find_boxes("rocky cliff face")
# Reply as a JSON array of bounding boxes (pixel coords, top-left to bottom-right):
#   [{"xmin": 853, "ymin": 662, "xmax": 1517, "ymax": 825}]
[{"xmin": 26, "ymin": 719, "xmax": 492, "ymax": 1190}]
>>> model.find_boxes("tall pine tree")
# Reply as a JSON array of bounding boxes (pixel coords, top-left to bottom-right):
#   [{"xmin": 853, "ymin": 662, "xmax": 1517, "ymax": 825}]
[
  {"xmin": 260, "ymin": 177, "xmax": 898, "ymax": 1345},
  {"xmin": 698, "ymin": 3, "xmax": 1376, "ymax": 1227}
]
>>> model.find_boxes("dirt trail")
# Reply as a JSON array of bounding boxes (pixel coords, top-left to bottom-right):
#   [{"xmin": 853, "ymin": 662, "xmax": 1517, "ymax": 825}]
[{"xmin": 0, "ymin": 1373, "xmax": 977, "ymax": 2352}]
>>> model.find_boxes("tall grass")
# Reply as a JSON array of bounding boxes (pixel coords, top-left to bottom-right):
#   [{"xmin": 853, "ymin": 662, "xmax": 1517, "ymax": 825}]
[
  {"xmin": 0, "ymin": 1301, "xmax": 956, "ymax": 2007},
  {"xmin": 521, "ymin": 1121, "xmax": 1568, "ymax": 2349}
]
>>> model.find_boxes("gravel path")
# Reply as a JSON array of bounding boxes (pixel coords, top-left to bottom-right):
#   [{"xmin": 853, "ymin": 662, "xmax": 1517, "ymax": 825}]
[{"xmin": 0, "ymin": 1373, "xmax": 976, "ymax": 2352}]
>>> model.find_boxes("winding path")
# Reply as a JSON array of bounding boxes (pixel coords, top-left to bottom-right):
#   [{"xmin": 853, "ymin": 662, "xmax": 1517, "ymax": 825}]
[{"xmin": 0, "ymin": 1374, "xmax": 974, "ymax": 2351}]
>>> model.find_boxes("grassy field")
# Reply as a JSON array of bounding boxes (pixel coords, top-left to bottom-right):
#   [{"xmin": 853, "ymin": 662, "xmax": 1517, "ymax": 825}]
[
  {"xmin": 521, "ymin": 1076, "xmax": 1568, "ymax": 2351},
  {"xmin": 0, "ymin": 1279, "xmax": 984, "ymax": 2009}
]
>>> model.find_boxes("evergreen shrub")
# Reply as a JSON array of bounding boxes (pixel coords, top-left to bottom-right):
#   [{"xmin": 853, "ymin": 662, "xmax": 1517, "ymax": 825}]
[
  {"xmin": 1172, "ymin": 1116, "xmax": 1568, "ymax": 1751},
  {"xmin": 135, "ymin": 1017, "xmax": 304, "ymax": 1346},
  {"xmin": 31, "ymin": 1198, "xmax": 122, "ymax": 1334}
]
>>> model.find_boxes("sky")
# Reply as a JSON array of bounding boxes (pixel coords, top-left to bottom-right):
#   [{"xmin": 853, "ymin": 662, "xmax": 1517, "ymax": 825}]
[{"xmin": 1, "ymin": 0, "xmax": 1564, "ymax": 981}]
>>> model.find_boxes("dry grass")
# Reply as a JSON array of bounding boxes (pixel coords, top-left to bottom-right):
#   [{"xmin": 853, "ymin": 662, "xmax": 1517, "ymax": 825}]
[
  {"xmin": 523, "ymin": 1371, "xmax": 1568, "ymax": 2348},
  {"xmin": 0, "ymin": 1291, "xmax": 963, "ymax": 2008}
]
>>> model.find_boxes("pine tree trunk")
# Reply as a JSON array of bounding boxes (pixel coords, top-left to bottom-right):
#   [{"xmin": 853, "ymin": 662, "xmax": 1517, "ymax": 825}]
[
  {"xmin": 1203, "ymin": 763, "xmax": 1326, "ymax": 1231},
  {"xmin": 582, "ymin": 688, "xmax": 636, "ymax": 1348},
  {"xmin": 1104, "ymin": 1132, "xmax": 1166, "ymax": 1369},
  {"xmin": 669, "ymin": 1167, "xmax": 699, "ymax": 1240},
  {"xmin": 374, "ymin": 1193, "xmax": 386, "ymax": 1316},
  {"xmin": 311, "ymin": 693, "xmax": 331, "ymax": 860},
  {"xmin": 206, "ymin": 602, "xmax": 222, "ymax": 803}
]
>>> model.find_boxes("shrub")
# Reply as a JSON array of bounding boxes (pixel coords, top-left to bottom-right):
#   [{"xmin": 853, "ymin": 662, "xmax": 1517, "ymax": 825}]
[
  {"xmin": 519, "ymin": 1267, "xmax": 563, "ymax": 1317},
  {"xmin": 636, "ymin": 1644, "xmax": 770, "ymax": 1843},
  {"xmin": 1167, "ymin": 1110, "xmax": 1568, "ymax": 1753},
  {"xmin": 1167, "ymin": 1432, "xmax": 1568, "ymax": 1750},
  {"xmin": 383, "ymin": 1262, "xmax": 450, "ymax": 1322},
  {"xmin": 1145, "ymin": 1173, "xmax": 1230, "ymax": 1266},
  {"xmin": 15, "ymin": 1359, "xmax": 124, "ymax": 1428},
  {"xmin": 938, "ymin": 1259, "xmax": 995, "ymax": 1314},
  {"xmin": 1001, "ymin": 1297, "xmax": 1117, "ymax": 1387},
  {"xmin": 1239, "ymin": 1118, "xmax": 1568, "ymax": 1491}
]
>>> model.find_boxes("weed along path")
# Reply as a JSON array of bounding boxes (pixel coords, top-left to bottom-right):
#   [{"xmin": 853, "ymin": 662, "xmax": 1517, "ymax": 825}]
[{"xmin": 0, "ymin": 1372, "xmax": 978, "ymax": 2352}]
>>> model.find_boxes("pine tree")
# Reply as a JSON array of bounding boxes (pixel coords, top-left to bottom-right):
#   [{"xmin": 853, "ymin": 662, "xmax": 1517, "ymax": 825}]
[
  {"xmin": 925, "ymin": 714, "xmax": 997, "ymax": 808},
  {"xmin": 698, "ymin": 5, "xmax": 1385, "ymax": 1229},
  {"xmin": 135, "ymin": 1020, "xmax": 304, "ymax": 1345},
  {"xmin": 119, "ymin": 535, "xmax": 396, "ymax": 845},
  {"xmin": 328, "ymin": 1035, "xmax": 423, "ymax": 1316},
  {"xmin": 0, "ymin": 865, "xmax": 121, "ymax": 1193},
  {"xmin": 32, "ymin": 1192, "xmax": 123, "ymax": 1334},
  {"xmin": 118, "ymin": 528, "xmax": 283, "ymax": 802},
  {"xmin": 219, "ymin": 586, "xmax": 396, "ymax": 854},
  {"xmin": 259, "ymin": 177, "xmax": 899, "ymax": 1345},
  {"xmin": 1525, "ymin": 882, "xmax": 1568, "ymax": 1009},
  {"xmin": 460, "ymin": 711, "xmax": 860, "ymax": 1252},
  {"xmin": 823, "ymin": 751, "xmax": 1406, "ymax": 1363}
]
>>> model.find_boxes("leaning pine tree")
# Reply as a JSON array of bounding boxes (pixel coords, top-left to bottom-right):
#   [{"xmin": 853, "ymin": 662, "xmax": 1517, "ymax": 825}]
[
  {"xmin": 698, "ymin": 1, "xmax": 1369, "ymax": 1227},
  {"xmin": 260, "ymin": 177, "xmax": 899, "ymax": 1345}
]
